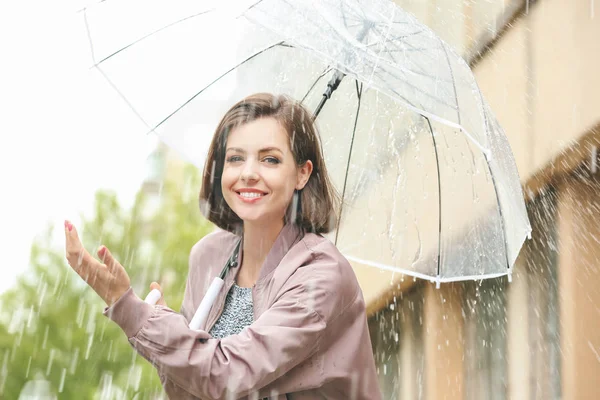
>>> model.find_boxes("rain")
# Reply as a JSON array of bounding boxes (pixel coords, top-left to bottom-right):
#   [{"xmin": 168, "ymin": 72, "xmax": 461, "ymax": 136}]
[{"xmin": 1, "ymin": 0, "xmax": 599, "ymax": 399}]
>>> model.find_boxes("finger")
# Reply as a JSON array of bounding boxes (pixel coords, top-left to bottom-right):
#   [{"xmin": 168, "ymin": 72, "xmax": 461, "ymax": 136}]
[
  {"xmin": 64, "ymin": 220, "xmax": 101, "ymax": 273},
  {"xmin": 97, "ymin": 245, "xmax": 122, "ymax": 274},
  {"xmin": 149, "ymin": 282, "xmax": 166, "ymax": 306}
]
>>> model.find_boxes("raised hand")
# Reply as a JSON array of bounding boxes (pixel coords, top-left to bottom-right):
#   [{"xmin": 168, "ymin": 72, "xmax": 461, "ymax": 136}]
[{"xmin": 64, "ymin": 220, "xmax": 131, "ymax": 306}]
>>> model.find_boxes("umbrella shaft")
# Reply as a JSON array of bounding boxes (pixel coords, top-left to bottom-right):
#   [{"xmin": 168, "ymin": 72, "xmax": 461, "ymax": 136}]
[{"xmin": 313, "ymin": 70, "xmax": 346, "ymax": 119}]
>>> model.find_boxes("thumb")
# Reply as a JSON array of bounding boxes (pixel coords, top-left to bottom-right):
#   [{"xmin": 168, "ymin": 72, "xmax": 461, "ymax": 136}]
[{"xmin": 149, "ymin": 282, "xmax": 166, "ymax": 306}]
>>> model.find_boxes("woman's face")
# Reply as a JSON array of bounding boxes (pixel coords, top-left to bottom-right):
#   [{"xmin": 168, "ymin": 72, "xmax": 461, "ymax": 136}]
[{"xmin": 221, "ymin": 117, "xmax": 312, "ymax": 226}]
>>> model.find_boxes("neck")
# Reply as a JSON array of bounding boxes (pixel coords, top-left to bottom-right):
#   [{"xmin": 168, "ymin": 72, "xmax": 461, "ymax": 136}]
[{"xmin": 240, "ymin": 219, "xmax": 285, "ymax": 282}]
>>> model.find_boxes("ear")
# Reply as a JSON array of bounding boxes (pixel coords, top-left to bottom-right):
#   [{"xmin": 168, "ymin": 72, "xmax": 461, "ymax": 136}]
[{"xmin": 296, "ymin": 160, "xmax": 313, "ymax": 190}]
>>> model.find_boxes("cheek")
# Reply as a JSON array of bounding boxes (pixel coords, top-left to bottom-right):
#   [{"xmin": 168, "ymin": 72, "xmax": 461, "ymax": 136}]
[
  {"xmin": 275, "ymin": 173, "xmax": 299, "ymax": 199},
  {"xmin": 220, "ymin": 167, "xmax": 236, "ymax": 188}
]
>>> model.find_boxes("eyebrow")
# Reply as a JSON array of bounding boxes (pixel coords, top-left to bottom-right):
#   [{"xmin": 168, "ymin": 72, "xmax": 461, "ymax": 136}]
[{"xmin": 226, "ymin": 147, "xmax": 284, "ymax": 154}]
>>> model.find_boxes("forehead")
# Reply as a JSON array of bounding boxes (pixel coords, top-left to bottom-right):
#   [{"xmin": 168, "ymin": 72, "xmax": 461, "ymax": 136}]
[{"xmin": 227, "ymin": 117, "xmax": 289, "ymax": 150}]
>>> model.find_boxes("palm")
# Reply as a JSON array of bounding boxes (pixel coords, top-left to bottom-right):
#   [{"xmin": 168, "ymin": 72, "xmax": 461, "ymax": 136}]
[{"xmin": 64, "ymin": 221, "xmax": 131, "ymax": 306}]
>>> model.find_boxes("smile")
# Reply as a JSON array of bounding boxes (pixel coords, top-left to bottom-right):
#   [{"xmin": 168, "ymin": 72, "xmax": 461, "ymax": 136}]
[
  {"xmin": 235, "ymin": 190, "xmax": 267, "ymax": 203},
  {"xmin": 238, "ymin": 192, "xmax": 264, "ymax": 198}
]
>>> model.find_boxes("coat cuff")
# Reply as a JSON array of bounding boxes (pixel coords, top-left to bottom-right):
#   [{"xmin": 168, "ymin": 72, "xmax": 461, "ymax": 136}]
[{"xmin": 103, "ymin": 287, "xmax": 154, "ymax": 339}]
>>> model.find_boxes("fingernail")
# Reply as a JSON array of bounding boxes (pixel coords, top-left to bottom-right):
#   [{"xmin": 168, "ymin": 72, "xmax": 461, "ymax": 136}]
[
  {"xmin": 98, "ymin": 246, "xmax": 106, "ymax": 257},
  {"xmin": 68, "ymin": 223, "xmax": 73, "ymax": 232}
]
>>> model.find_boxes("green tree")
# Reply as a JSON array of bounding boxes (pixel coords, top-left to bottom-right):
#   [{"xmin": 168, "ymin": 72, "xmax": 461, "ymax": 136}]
[{"xmin": 0, "ymin": 164, "xmax": 213, "ymax": 399}]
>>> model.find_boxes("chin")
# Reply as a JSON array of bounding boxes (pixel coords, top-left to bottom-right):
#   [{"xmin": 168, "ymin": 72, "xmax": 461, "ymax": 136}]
[
  {"xmin": 230, "ymin": 207, "xmax": 262, "ymax": 223},
  {"xmin": 236, "ymin": 212, "xmax": 285, "ymax": 227}
]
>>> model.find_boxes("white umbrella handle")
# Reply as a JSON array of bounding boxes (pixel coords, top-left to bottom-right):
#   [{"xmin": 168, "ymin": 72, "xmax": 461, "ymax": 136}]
[
  {"xmin": 143, "ymin": 277, "xmax": 224, "ymax": 331},
  {"xmin": 144, "ymin": 288, "xmax": 162, "ymax": 304},
  {"xmin": 188, "ymin": 277, "xmax": 224, "ymax": 330}
]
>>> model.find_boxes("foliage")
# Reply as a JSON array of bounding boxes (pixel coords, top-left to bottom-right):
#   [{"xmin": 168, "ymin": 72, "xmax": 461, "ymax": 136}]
[{"xmin": 0, "ymin": 164, "xmax": 213, "ymax": 399}]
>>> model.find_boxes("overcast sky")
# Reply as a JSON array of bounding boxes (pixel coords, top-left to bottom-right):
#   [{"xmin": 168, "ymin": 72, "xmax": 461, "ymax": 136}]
[
  {"xmin": 0, "ymin": 0, "xmax": 242, "ymax": 295},
  {"xmin": 0, "ymin": 1, "xmax": 160, "ymax": 294}
]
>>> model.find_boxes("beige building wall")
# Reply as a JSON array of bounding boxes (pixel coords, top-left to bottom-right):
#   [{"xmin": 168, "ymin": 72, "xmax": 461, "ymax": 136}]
[
  {"xmin": 423, "ymin": 283, "xmax": 464, "ymax": 400},
  {"xmin": 556, "ymin": 173, "xmax": 600, "ymax": 400},
  {"xmin": 472, "ymin": 0, "xmax": 600, "ymax": 186},
  {"xmin": 505, "ymin": 265, "xmax": 530, "ymax": 400}
]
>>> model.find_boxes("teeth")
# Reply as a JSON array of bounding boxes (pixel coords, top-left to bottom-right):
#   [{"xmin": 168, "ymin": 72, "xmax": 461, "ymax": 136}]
[{"xmin": 239, "ymin": 192, "xmax": 263, "ymax": 198}]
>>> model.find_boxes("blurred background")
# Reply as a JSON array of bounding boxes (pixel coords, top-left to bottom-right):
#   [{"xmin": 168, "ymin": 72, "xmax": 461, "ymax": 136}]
[{"xmin": 1, "ymin": 0, "xmax": 599, "ymax": 399}]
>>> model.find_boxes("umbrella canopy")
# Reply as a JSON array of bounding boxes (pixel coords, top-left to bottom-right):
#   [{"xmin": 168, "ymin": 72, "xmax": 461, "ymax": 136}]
[{"xmin": 81, "ymin": 0, "xmax": 531, "ymax": 284}]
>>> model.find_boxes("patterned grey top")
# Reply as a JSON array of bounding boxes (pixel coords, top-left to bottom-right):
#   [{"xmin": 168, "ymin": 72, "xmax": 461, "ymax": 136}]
[{"xmin": 209, "ymin": 284, "xmax": 254, "ymax": 339}]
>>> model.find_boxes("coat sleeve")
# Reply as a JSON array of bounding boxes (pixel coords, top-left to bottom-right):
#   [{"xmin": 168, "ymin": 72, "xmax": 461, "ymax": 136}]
[
  {"xmin": 154, "ymin": 252, "xmax": 202, "ymax": 400},
  {"xmin": 103, "ymin": 279, "xmax": 328, "ymax": 400}
]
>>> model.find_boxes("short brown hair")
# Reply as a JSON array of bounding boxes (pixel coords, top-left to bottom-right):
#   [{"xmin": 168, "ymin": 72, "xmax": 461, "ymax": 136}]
[{"xmin": 199, "ymin": 93, "xmax": 339, "ymax": 234}]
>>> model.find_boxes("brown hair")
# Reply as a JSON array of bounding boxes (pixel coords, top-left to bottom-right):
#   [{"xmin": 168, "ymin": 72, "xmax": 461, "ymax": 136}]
[{"xmin": 199, "ymin": 93, "xmax": 339, "ymax": 234}]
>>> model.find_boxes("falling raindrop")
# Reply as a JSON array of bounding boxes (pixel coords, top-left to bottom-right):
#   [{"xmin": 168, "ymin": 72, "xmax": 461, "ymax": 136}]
[
  {"xmin": 26, "ymin": 306, "xmax": 34, "ymax": 329},
  {"xmin": 84, "ymin": 333, "xmax": 94, "ymax": 360},
  {"xmin": 76, "ymin": 299, "xmax": 86, "ymax": 328},
  {"xmin": 58, "ymin": 369, "xmax": 66, "ymax": 393},
  {"xmin": 45, "ymin": 349, "xmax": 55, "ymax": 377},
  {"xmin": 69, "ymin": 348, "xmax": 79, "ymax": 375},
  {"xmin": 25, "ymin": 356, "xmax": 32, "ymax": 379},
  {"xmin": 41, "ymin": 325, "xmax": 49, "ymax": 350}
]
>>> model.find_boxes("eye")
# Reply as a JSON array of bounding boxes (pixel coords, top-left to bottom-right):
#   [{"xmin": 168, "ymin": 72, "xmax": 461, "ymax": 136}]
[
  {"xmin": 263, "ymin": 156, "xmax": 281, "ymax": 165},
  {"xmin": 226, "ymin": 155, "xmax": 243, "ymax": 163}
]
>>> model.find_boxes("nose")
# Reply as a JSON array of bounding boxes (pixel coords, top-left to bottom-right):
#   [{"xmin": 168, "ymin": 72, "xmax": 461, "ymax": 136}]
[{"xmin": 240, "ymin": 158, "xmax": 259, "ymax": 182}]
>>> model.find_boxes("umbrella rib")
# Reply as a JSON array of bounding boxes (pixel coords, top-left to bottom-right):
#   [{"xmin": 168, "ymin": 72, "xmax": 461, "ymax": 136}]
[
  {"xmin": 424, "ymin": 116, "xmax": 443, "ymax": 283},
  {"xmin": 83, "ymin": 8, "xmax": 97, "ymax": 64},
  {"xmin": 301, "ymin": 66, "xmax": 333, "ymax": 103},
  {"xmin": 441, "ymin": 38, "xmax": 510, "ymax": 272},
  {"xmin": 370, "ymin": 34, "xmax": 438, "ymax": 69},
  {"xmin": 334, "ymin": 80, "xmax": 363, "ymax": 246},
  {"xmin": 94, "ymin": 64, "xmax": 153, "ymax": 133},
  {"xmin": 152, "ymin": 41, "xmax": 286, "ymax": 132},
  {"xmin": 478, "ymin": 107, "xmax": 512, "ymax": 272},
  {"xmin": 246, "ymin": 0, "xmax": 267, "ymax": 11},
  {"xmin": 364, "ymin": 30, "xmax": 428, "ymax": 47},
  {"xmin": 379, "ymin": 71, "xmax": 457, "ymax": 111},
  {"xmin": 93, "ymin": 9, "xmax": 216, "ymax": 67},
  {"xmin": 329, "ymin": 38, "xmax": 458, "ymax": 106},
  {"xmin": 367, "ymin": 24, "xmax": 443, "ymax": 75},
  {"xmin": 439, "ymin": 40, "xmax": 462, "ymax": 125},
  {"xmin": 368, "ymin": 34, "xmax": 448, "ymax": 82},
  {"xmin": 340, "ymin": 0, "xmax": 350, "ymax": 30}
]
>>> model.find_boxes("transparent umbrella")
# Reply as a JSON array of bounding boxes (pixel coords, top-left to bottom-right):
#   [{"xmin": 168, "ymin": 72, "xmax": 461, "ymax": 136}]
[{"xmin": 81, "ymin": 0, "xmax": 531, "ymax": 286}]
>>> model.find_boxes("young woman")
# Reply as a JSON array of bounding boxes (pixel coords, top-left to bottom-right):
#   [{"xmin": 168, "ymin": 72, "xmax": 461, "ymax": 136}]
[{"xmin": 64, "ymin": 93, "xmax": 381, "ymax": 399}]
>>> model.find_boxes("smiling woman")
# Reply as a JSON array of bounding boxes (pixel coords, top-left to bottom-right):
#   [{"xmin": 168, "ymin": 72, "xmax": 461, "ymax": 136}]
[{"xmin": 65, "ymin": 93, "xmax": 382, "ymax": 399}]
